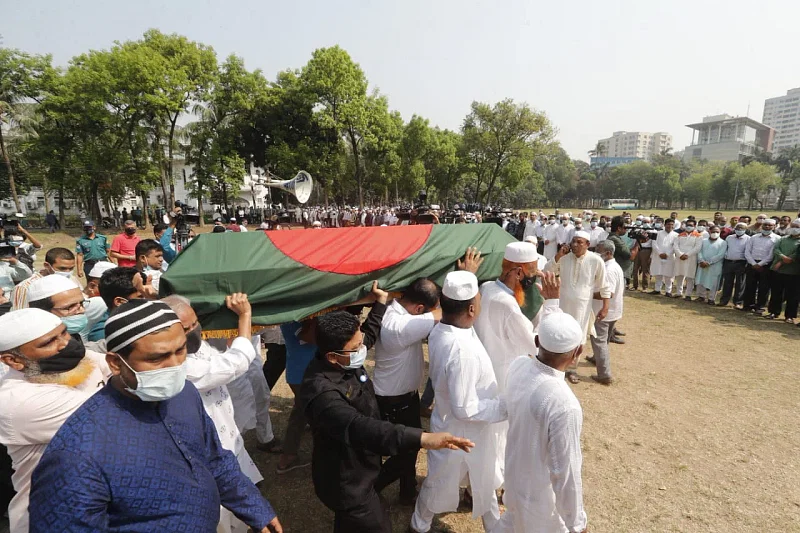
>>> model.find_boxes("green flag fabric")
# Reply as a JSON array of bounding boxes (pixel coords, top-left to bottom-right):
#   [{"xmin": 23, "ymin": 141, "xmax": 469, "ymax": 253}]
[{"xmin": 160, "ymin": 224, "xmax": 523, "ymax": 332}]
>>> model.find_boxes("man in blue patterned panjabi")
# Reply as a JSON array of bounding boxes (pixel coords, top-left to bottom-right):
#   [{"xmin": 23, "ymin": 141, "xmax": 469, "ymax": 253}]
[{"xmin": 28, "ymin": 299, "xmax": 283, "ymax": 533}]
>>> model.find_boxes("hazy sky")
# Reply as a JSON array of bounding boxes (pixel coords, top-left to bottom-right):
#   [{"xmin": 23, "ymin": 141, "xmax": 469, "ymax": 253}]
[{"xmin": 4, "ymin": 0, "xmax": 799, "ymax": 160}]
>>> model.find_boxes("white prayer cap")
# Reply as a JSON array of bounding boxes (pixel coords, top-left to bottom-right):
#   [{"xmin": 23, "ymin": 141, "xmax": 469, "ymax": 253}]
[
  {"xmin": 575, "ymin": 218, "xmax": 583, "ymax": 223},
  {"xmin": 27, "ymin": 275, "xmax": 80, "ymax": 303},
  {"xmin": 312, "ymin": 221, "xmax": 322, "ymax": 227},
  {"xmin": 537, "ymin": 313, "xmax": 583, "ymax": 354},
  {"xmin": 643, "ymin": 217, "xmax": 652, "ymax": 223},
  {"xmin": 636, "ymin": 215, "xmax": 644, "ymax": 221},
  {"xmin": 525, "ymin": 235, "xmax": 538, "ymax": 246},
  {"xmin": 442, "ymin": 271, "xmax": 479, "ymax": 301},
  {"xmin": 735, "ymin": 222, "xmax": 748, "ymax": 229},
  {"xmin": 757, "ymin": 213, "xmax": 767, "ymax": 219},
  {"xmin": 504, "ymin": 242, "xmax": 538, "ymax": 263},
  {"xmin": 792, "ymin": 218, "xmax": 800, "ymax": 226},
  {"xmin": 0, "ymin": 308, "xmax": 62, "ymax": 351},
  {"xmin": 88, "ymin": 261, "xmax": 116, "ymax": 279},
  {"xmin": 573, "ymin": 230, "xmax": 591, "ymax": 241}
]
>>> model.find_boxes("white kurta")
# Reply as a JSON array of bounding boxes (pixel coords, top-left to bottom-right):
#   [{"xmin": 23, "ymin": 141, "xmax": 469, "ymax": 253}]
[
  {"xmin": 418, "ymin": 323, "xmax": 507, "ymax": 519},
  {"xmin": 207, "ymin": 336, "xmax": 274, "ymax": 445},
  {"xmin": 492, "ymin": 356, "xmax": 587, "ymax": 533},
  {"xmin": 673, "ymin": 232, "xmax": 703, "ymax": 278},
  {"xmin": 556, "ymin": 224, "xmax": 575, "ymax": 245},
  {"xmin": 186, "ymin": 339, "xmax": 263, "ymax": 483},
  {"xmin": 0, "ymin": 351, "xmax": 108, "ymax": 533},
  {"xmin": 544, "ymin": 252, "xmax": 609, "ymax": 339},
  {"xmin": 650, "ymin": 229, "xmax": 678, "ymax": 278},
  {"xmin": 543, "ymin": 224, "xmax": 560, "ymax": 260},
  {"xmin": 473, "ymin": 281, "xmax": 562, "ymax": 481}
]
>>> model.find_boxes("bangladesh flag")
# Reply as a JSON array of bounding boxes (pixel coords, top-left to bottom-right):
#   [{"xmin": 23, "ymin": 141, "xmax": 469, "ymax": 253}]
[{"xmin": 160, "ymin": 224, "xmax": 543, "ymax": 334}]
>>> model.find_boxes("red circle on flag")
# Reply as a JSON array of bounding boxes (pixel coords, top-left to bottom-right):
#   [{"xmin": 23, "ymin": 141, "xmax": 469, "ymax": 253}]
[{"xmin": 266, "ymin": 225, "xmax": 432, "ymax": 275}]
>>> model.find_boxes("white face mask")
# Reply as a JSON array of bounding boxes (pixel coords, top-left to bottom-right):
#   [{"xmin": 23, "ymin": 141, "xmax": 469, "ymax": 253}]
[
  {"xmin": 337, "ymin": 344, "xmax": 367, "ymax": 370},
  {"xmin": 118, "ymin": 356, "xmax": 187, "ymax": 402},
  {"xmin": 709, "ymin": 232, "xmax": 720, "ymax": 240},
  {"xmin": 52, "ymin": 270, "xmax": 73, "ymax": 278}
]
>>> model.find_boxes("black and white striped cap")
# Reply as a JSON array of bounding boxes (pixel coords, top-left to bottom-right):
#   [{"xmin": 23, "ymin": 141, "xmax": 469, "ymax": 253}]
[{"xmin": 105, "ymin": 299, "xmax": 181, "ymax": 353}]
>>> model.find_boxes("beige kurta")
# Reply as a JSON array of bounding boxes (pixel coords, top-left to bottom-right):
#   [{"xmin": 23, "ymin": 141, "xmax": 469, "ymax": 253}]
[{"xmin": 544, "ymin": 252, "xmax": 609, "ymax": 339}]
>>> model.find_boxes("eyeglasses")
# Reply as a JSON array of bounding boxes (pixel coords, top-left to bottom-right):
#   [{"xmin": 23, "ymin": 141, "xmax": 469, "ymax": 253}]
[{"xmin": 52, "ymin": 300, "xmax": 89, "ymax": 315}]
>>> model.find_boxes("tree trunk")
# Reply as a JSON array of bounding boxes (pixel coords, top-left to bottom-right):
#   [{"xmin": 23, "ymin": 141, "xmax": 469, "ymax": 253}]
[
  {"xmin": 167, "ymin": 118, "xmax": 178, "ymax": 209},
  {"xmin": 196, "ymin": 184, "xmax": 205, "ymax": 227},
  {"xmin": 777, "ymin": 187, "xmax": 788, "ymax": 210},
  {"xmin": 43, "ymin": 176, "xmax": 51, "ymax": 214},
  {"xmin": 58, "ymin": 182, "xmax": 65, "ymax": 229},
  {"xmin": 140, "ymin": 190, "xmax": 150, "ymax": 230},
  {"xmin": 90, "ymin": 181, "xmax": 102, "ymax": 221},
  {"xmin": 0, "ymin": 127, "xmax": 22, "ymax": 213}
]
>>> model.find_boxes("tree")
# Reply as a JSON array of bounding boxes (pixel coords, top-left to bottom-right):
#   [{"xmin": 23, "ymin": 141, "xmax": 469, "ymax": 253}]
[
  {"xmin": 126, "ymin": 30, "xmax": 218, "ymax": 208},
  {"xmin": 0, "ymin": 48, "xmax": 55, "ymax": 212},
  {"xmin": 588, "ymin": 141, "xmax": 606, "ymax": 159},
  {"xmin": 737, "ymin": 161, "xmax": 779, "ymax": 209},
  {"xmin": 462, "ymin": 99, "xmax": 553, "ymax": 206},
  {"xmin": 301, "ymin": 46, "xmax": 371, "ymax": 207},
  {"xmin": 535, "ymin": 144, "xmax": 576, "ymax": 206},
  {"xmin": 774, "ymin": 146, "xmax": 800, "ymax": 210}
]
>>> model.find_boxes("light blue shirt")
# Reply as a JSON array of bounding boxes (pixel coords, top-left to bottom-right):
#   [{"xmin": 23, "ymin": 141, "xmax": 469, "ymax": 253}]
[{"xmin": 724, "ymin": 234, "xmax": 750, "ymax": 260}]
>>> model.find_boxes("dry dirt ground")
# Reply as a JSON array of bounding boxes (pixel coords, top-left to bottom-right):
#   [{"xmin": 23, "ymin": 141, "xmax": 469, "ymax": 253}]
[{"xmin": 18, "ymin": 229, "xmax": 800, "ymax": 532}]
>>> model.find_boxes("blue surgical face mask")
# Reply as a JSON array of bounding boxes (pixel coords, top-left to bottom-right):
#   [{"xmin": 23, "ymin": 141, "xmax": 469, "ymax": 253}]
[
  {"xmin": 698, "ymin": 226, "xmax": 707, "ymax": 232},
  {"xmin": 61, "ymin": 314, "xmax": 88, "ymax": 335},
  {"xmin": 762, "ymin": 228, "xmax": 772, "ymax": 236},
  {"xmin": 337, "ymin": 344, "xmax": 367, "ymax": 370},
  {"xmin": 685, "ymin": 226, "xmax": 695, "ymax": 232},
  {"xmin": 590, "ymin": 221, "xmax": 598, "ymax": 228},
  {"xmin": 735, "ymin": 229, "xmax": 746, "ymax": 237},
  {"xmin": 117, "ymin": 356, "xmax": 187, "ymax": 402},
  {"xmin": 655, "ymin": 223, "xmax": 663, "ymax": 229}
]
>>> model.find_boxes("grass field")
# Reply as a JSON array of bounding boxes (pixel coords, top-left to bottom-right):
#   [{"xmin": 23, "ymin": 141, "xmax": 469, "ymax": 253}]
[{"xmin": 18, "ymin": 229, "xmax": 800, "ymax": 533}]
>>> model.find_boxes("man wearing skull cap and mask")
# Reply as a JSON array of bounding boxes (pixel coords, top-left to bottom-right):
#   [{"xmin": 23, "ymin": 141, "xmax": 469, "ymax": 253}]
[
  {"xmin": 0, "ymin": 308, "xmax": 110, "ymax": 532},
  {"xmin": 28, "ymin": 299, "xmax": 283, "ymax": 533}
]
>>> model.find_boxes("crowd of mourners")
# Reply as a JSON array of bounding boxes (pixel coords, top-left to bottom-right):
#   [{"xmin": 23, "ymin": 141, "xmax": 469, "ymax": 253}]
[{"xmin": 0, "ymin": 204, "xmax": 797, "ymax": 533}]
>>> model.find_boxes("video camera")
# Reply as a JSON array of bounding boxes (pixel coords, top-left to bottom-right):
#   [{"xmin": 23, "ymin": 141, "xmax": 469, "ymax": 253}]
[
  {"xmin": 627, "ymin": 226, "xmax": 656, "ymax": 243},
  {"xmin": 0, "ymin": 241, "xmax": 16, "ymax": 259},
  {"xmin": 172, "ymin": 201, "xmax": 192, "ymax": 251}
]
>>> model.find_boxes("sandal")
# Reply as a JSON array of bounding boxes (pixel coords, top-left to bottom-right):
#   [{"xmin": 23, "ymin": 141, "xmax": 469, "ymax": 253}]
[
  {"xmin": 565, "ymin": 371, "xmax": 580, "ymax": 384},
  {"xmin": 764, "ymin": 313, "xmax": 777, "ymax": 320},
  {"xmin": 786, "ymin": 318, "xmax": 796, "ymax": 325}
]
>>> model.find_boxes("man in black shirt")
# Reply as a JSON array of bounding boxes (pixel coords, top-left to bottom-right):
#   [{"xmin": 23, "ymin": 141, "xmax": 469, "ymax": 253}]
[{"xmin": 299, "ymin": 282, "xmax": 473, "ymax": 533}]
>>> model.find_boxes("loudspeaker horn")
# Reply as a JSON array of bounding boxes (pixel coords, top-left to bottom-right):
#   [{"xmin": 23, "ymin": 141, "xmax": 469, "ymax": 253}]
[{"xmin": 262, "ymin": 170, "xmax": 313, "ymax": 204}]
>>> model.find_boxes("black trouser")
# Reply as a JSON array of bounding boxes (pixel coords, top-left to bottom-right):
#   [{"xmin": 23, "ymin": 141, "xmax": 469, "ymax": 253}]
[
  {"xmin": 742, "ymin": 265, "xmax": 771, "ymax": 309},
  {"xmin": 767, "ymin": 272, "xmax": 800, "ymax": 319},
  {"xmin": 375, "ymin": 391, "xmax": 421, "ymax": 499},
  {"xmin": 262, "ymin": 343, "xmax": 287, "ymax": 390},
  {"xmin": 83, "ymin": 259, "xmax": 98, "ymax": 278},
  {"xmin": 537, "ymin": 241, "xmax": 544, "ymax": 256},
  {"xmin": 719, "ymin": 259, "xmax": 747, "ymax": 305},
  {"xmin": 333, "ymin": 489, "xmax": 391, "ymax": 533},
  {"xmin": 0, "ymin": 444, "xmax": 15, "ymax": 515}
]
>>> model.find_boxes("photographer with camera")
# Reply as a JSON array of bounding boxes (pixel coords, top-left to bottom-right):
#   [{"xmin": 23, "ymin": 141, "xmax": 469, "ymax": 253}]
[
  {"xmin": 2, "ymin": 216, "xmax": 43, "ymax": 271},
  {"xmin": 0, "ymin": 241, "xmax": 33, "ymax": 312}
]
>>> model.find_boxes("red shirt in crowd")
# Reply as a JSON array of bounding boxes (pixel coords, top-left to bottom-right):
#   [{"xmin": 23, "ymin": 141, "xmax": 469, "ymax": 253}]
[{"xmin": 111, "ymin": 232, "xmax": 141, "ymax": 267}]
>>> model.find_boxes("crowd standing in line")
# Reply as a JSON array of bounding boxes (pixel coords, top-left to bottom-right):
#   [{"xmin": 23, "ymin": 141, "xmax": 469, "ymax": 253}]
[{"xmin": 0, "ymin": 204, "xmax": 798, "ymax": 533}]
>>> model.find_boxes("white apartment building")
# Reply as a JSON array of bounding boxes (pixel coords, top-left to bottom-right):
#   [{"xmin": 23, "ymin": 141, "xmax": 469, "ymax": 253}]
[
  {"xmin": 682, "ymin": 114, "xmax": 774, "ymax": 163},
  {"xmin": 762, "ymin": 88, "xmax": 800, "ymax": 154},
  {"xmin": 596, "ymin": 131, "xmax": 673, "ymax": 161}
]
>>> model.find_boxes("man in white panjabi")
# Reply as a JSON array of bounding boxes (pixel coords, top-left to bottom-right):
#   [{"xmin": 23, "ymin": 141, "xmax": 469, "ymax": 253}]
[
  {"xmin": 162, "ymin": 294, "xmax": 264, "ymax": 533},
  {"xmin": 0, "ymin": 309, "xmax": 110, "ymax": 533},
  {"xmin": 543, "ymin": 216, "xmax": 559, "ymax": 261},
  {"xmin": 411, "ymin": 271, "xmax": 507, "ymax": 533},
  {"xmin": 649, "ymin": 218, "xmax": 678, "ymax": 296},
  {"xmin": 491, "ymin": 313, "xmax": 588, "ymax": 533},
  {"xmin": 556, "ymin": 216, "xmax": 575, "ymax": 246},
  {"xmin": 474, "ymin": 242, "xmax": 562, "ymax": 480},
  {"xmin": 672, "ymin": 221, "xmax": 703, "ymax": 300},
  {"xmin": 544, "ymin": 231, "xmax": 609, "ymax": 382}
]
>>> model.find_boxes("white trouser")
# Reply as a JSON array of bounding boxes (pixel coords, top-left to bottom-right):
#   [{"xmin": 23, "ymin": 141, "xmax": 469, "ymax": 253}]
[
  {"xmin": 411, "ymin": 490, "xmax": 499, "ymax": 533},
  {"xmin": 655, "ymin": 275, "xmax": 673, "ymax": 293},
  {"xmin": 674, "ymin": 275, "xmax": 694, "ymax": 296}
]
